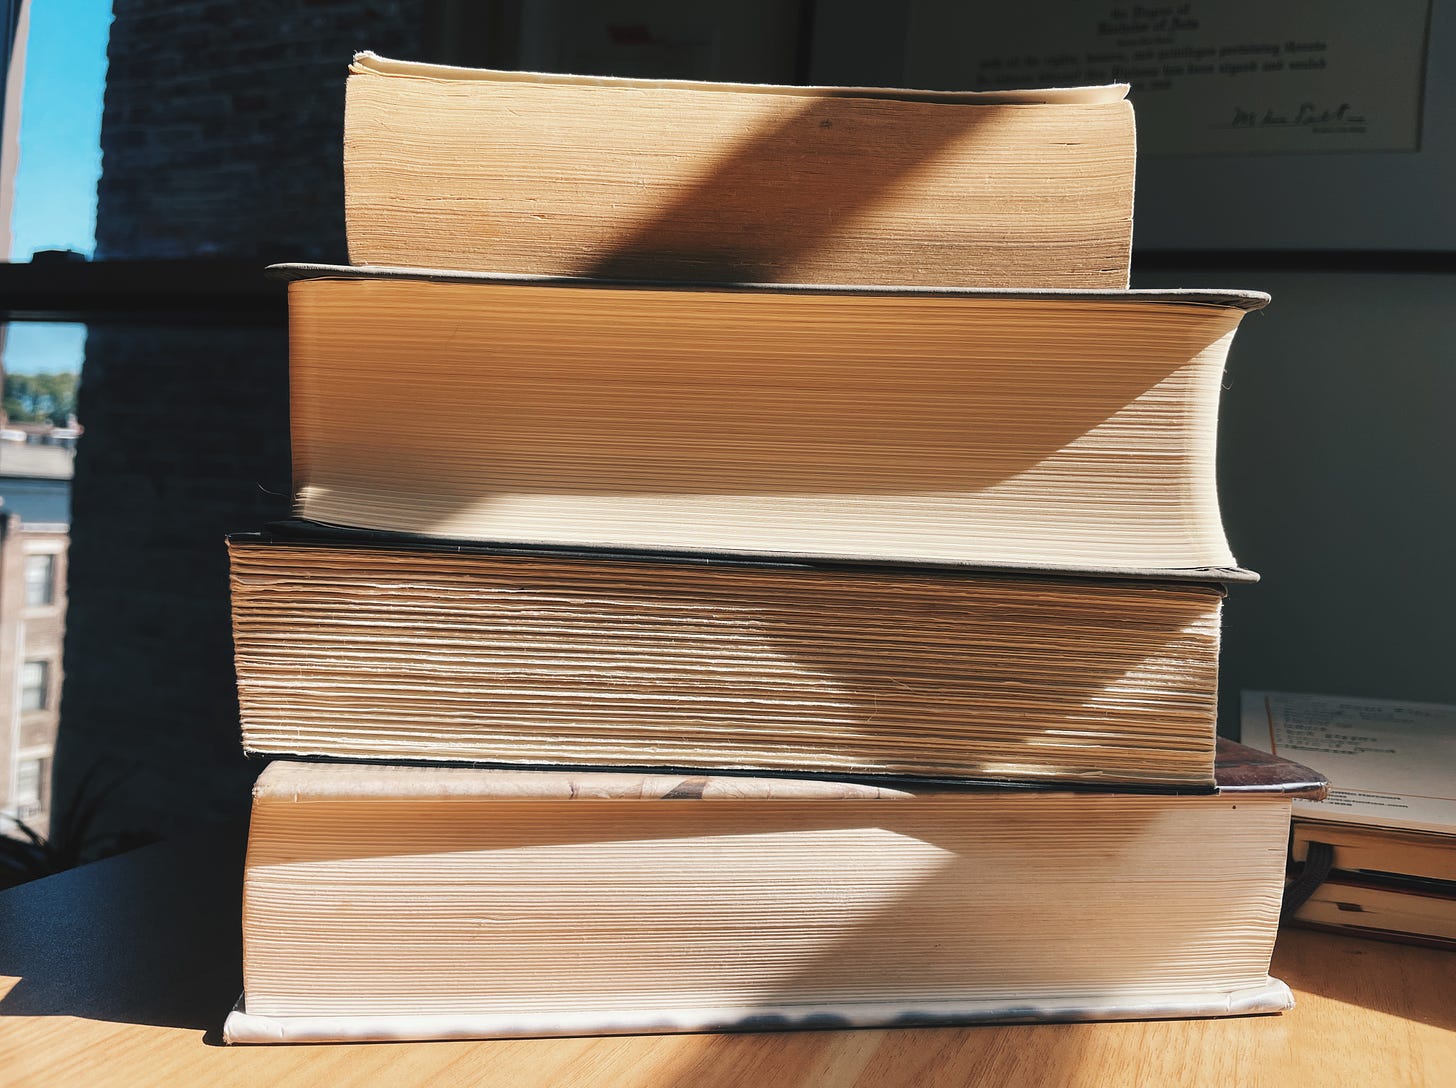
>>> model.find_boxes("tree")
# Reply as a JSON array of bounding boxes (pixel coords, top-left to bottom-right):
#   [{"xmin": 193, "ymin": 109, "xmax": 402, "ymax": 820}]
[{"xmin": 3, "ymin": 372, "xmax": 78, "ymax": 424}]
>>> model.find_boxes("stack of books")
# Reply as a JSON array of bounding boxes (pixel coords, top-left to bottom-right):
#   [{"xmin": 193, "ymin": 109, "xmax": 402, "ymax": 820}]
[
  {"xmin": 1244, "ymin": 691, "xmax": 1454, "ymax": 949},
  {"xmin": 222, "ymin": 54, "xmax": 1324, "ymax": 1044}
]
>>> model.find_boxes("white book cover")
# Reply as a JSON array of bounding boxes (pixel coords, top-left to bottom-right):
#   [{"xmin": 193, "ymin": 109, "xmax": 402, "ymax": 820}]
[
  {"xmin": 1241, "ymin": 691, "xmax": 1456, "ymax": 835},
  {"xmin": 223, "ymin": 982, "xmax": 1296, "ymax": 1044}
]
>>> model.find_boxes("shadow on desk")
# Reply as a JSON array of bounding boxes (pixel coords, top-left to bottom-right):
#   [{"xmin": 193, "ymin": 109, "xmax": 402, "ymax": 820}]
[
  {"xmin": 1271, "ymin": 924, "xmax": 1456, "ymax": 1033},
  {"xmin": 0, "ymin": 822, "xmax": 247, "ymax": 1033},
  {"xmin": 2, "ymin": 818, "xmax": 1451, "ymax": 1085}
]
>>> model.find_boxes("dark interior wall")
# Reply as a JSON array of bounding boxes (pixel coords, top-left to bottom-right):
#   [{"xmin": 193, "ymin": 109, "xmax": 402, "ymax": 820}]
[
  {"xmin": 54, "ymin": 1, "xmax": 424, "ymax": 839},
  {"xmin": 1130, "ymin": 268, "xmax": 1456, "ymax": 729}
]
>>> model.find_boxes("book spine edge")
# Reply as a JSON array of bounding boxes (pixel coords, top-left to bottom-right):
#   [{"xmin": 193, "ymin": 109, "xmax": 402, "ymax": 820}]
[{"xmin": 222, "ymin": 979, "xmax": 1294, "ymax": 1043}]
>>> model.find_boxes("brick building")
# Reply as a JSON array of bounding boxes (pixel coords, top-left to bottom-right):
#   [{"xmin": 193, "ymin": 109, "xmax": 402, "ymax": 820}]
[
  {"xmin": 53, "ymin": 1, "xmax": 424, "ymax": 839},
  {"xmin": 0, "ymin": 509, "xmax": 68, "ymax": 835}
]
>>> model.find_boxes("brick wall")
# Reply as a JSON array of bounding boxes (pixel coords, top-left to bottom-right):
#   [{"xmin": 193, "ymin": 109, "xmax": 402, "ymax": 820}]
[
  {"xmin": 96, "ymin": 0, "xmax": 423, "ymax": 261},
  {"xmin": 57, "ymin": 324, "xmax": 290, "ymax": 835},
  {"xmin": 53, "ymin": 0, "xmax": 423, "ymax": 840}
]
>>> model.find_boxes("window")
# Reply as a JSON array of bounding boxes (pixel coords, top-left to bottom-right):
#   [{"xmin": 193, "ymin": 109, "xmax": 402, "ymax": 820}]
[
  {"xmin": 15, "ymin": 757, "xmax": 43, "ymax": 808},
  {"xmin": 24, "ymin": 553, "xmax": 55, "ymax": 606},
  {"xmin": 20, "ymin": 660, "xmax": 49, "ymax": 711}
]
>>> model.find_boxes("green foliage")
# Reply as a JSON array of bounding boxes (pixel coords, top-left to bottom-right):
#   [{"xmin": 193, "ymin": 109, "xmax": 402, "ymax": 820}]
[{"xmin": 3, "ymin": 371, "xmax": 78, "ymax": 424}]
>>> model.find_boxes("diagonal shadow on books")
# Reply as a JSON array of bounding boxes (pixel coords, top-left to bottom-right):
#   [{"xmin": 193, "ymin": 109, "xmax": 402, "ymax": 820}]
[
  {"xmin": 303, "ymin": 292, "xmax": 1230, "ymax": 509},
  {"xmin": 228, "ymin": 544, "xmax": 1224, "ymax": 783},
  {"xmin": 294, "ymin": 93, "xmax": 1231, "ymax": 552},
  {"xmin": 230, "ymin": 797, "xmax": 1273, "ymax": 1032},
  {"xmin": 0, "ymin": 88, "xmax": 1270, "ymax": 1055},
  {"xmin": 577, "ymin": 92, "xmax": 1036, "ymax": 285}
]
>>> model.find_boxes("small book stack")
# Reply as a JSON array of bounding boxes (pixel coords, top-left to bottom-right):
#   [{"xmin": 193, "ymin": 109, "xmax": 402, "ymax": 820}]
[
  {"xmin": 222, "ymin": 53, "xmax": 1325, "ymax": 1044},
  {"xmin": 1244, "ymin": 692, "xmax": 1455, "ymax": 949}
]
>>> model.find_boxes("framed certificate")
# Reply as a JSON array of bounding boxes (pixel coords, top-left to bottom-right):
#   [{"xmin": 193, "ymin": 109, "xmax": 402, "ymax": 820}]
[{"xmin": 904, "ymin": 0, "xmax": 1450, "ymax": 251}]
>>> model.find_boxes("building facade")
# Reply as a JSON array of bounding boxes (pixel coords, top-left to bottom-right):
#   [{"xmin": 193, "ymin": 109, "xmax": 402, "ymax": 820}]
[{"xmin": 0, "ymin": 511, "xmax": 67, "ymax": 835}]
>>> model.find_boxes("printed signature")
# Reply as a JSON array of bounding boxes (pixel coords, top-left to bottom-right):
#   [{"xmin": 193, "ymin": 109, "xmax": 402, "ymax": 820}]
[{"xmin": 1228, "ymin": 102, "xmax": 1367, "ymax": 129}]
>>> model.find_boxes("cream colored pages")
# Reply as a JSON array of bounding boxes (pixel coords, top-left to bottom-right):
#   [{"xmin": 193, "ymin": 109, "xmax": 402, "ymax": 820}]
[
  {"xmin": 230, "ymin": 542, "xmax": 1223, "ymax": 783},
  {"xmin": 1291, "ymin": 823, "xmax": 1456, "ymax": 882},
  {"xmin": 350, "ymin": 51, "xmax": 1131, "ymax": 104},
  {"xmin": 288, "ymin": 278, "xmax": 1251, "ymax": 570},
  {"xmin": 231, "ymin": 762, "xmax": 1296, "ymax": 1039},
  {"xmin": 344, "ymin": 55, "xmax": 1135, "ymax": 287},
  {"xmin": 253, "ymin": 760, "xmax": 909, "ymax": 803}
]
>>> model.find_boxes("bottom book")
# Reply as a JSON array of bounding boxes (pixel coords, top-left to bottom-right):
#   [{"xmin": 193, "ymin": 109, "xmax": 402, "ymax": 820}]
[
  {"xmin": 224, "ymin": 741, "xmax": 1324, "ymax": 1044},
  {"xmin": 1292, "ymin": 871, "xmax": 1456, "ymax": 950}
]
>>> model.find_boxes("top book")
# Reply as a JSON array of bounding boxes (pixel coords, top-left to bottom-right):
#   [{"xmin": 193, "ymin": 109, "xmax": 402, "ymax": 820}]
[{"xmin": 344, "ymin": 53, "xmax": 1135, "ymax": 289}]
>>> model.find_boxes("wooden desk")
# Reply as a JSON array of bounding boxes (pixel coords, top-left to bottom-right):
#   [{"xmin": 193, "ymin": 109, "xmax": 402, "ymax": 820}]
[{"xmin": 1, "ymin": 830, "xmax": 1452, "ymax": 1087}]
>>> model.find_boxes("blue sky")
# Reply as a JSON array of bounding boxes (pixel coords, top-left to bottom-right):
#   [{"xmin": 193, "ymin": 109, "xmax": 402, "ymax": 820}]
[
  {"xmin": 9, "ymin": 0, "xmax": 111, "ymax": 259},
  {"xmin": 4, "ymin": 320, "xmax": 87, "ymax": 372},
  {"xmin": 4, "ymin": 0, "xmax": 112, "ymax": 378}
]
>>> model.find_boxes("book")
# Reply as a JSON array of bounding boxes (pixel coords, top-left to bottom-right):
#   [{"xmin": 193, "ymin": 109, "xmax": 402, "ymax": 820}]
[
  {"xmin": 343, "ymin": 53, "xmax": 1136, "ymax": 289},
  {"xmin": 1240, "ymin": 691, "xmax": 1456, "ymax": 837},
  {"xmin": 1241, "ymin": 691, "xmax": 1456, "ymax": 946},
  {"xmin": 230, "ymin": 527, "xmax": 1239, "ymax": 786},
  {"xmin": 277, "ymin": 265, "xmax": 1267, "ymax": 572},
  {"xmin": 222, "ymin": 742, "xmax": 1325, "ymax": 1044},
  {"xmin": 1292, "ymin": 874, "xmax": 1456, "ymax": 951},
  {"xmin": 1290, "ymin": 821, "xmax": 1456, "ymax": 884}
]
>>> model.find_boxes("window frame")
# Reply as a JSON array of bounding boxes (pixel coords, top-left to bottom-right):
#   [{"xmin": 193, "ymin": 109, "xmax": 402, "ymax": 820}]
[
  {"xmin": 23, "ymin": 550, "xmax": 55, "ymax": 607},
  {"xmin": 19, "ymin": 657, "xmax": 49, "ymax": 711}
]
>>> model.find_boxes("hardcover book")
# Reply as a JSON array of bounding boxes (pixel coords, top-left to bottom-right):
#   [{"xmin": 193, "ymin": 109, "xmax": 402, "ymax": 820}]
[
  {"xmin": 278, "ymin": 265, "xmax": 1267, "ymax": 572},
  {"xmin": 230, "ymin": 527, "xmax": 1242, "ymax": 786},
  {"xmin": 223, "ymin": 741, "xmax": 1325, "ymax": 1044},
  {"xmin": 344, "ymin": 53, "xmax": 1135, "ymax": 289}
]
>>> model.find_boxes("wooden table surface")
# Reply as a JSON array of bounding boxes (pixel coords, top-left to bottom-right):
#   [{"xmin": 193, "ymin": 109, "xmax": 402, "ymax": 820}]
[{"xmin": 1, "ymin": 827, "xmax": 1452, "ymax": 1088}]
